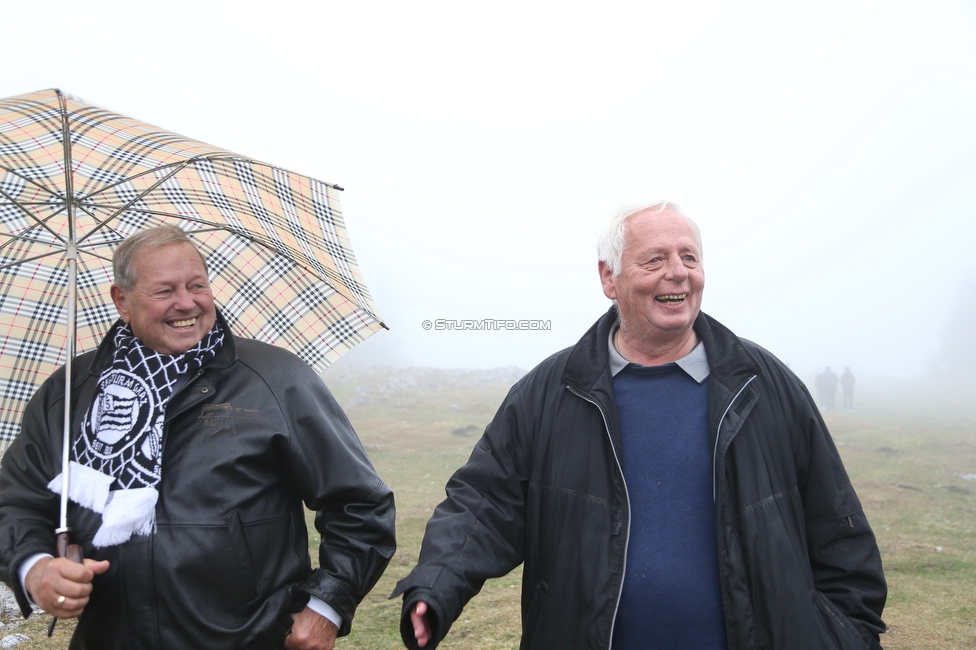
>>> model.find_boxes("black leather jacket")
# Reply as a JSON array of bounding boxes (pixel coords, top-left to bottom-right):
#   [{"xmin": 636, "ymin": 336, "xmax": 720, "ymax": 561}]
[
  {"xmin": 394, "ymin": 308, "xmax": 885, "ymax": 649},
  {"xmin": 0, "ymin": 317, "xmax": 396, "ymax": 649}
]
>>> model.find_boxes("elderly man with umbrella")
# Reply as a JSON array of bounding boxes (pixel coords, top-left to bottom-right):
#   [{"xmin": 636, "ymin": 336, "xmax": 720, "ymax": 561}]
[{"xmin": 0, "ymin": 225, "xmax": 396, "ymax": 649}]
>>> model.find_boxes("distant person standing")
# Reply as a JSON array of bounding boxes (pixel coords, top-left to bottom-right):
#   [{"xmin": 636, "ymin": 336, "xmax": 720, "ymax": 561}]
[
  {"xmin": 816, "ymin": 366, "xmax": 839, "ymax": 409},
  {"xmin": 841, "ymin": 367, "xmax": 856, "ymax": 409}
]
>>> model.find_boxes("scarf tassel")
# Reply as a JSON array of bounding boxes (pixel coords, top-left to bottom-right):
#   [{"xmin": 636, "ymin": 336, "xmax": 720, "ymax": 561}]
[
  {"xmin": 48, "ymin": 461, "xmax": 113, "ymax": 512},
  {"xmin": 92, "ymin": 487, "xmax": 159, "ymax": 548},
  {"xmin": 48, "ymin": 463, "xmax": 159, "ymax": 548}
]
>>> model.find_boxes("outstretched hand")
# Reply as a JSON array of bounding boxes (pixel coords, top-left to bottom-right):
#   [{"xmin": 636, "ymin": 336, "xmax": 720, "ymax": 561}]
[
  {"xmin": 410, "ymin": 600, "xmax": 434, "ymax": 648},
  {"xmin": 25, "ymin": 556, "xmax": 110, "ymax": 618}
]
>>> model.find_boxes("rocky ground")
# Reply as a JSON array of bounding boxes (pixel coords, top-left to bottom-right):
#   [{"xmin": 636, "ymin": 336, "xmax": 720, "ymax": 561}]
[
  {"xmin": 323, "ymin": 364, "xmax": 524, "ymax": 408},
  {"xmin": 0, "ymin": 583, "xmax": 33, "ymax": 647}
]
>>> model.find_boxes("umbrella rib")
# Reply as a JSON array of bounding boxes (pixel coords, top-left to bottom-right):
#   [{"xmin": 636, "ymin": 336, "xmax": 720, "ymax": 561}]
[
  {"xmin": 77, "ymin": 159, "xmax": 194, "ymax": 246},
  {"xmin": 0, "ymin": 185, "xmax": 43, "ymax": 221},
  {"xmin": 86, "ymin": 205, "xmax": 377, "ymax": 316},
  {"xmin": 0, "ymin": 238, "xmax": 117, "ymax": 269},
  {"xmin": 0, "ymin": 249, "xmax": 67, "ymax": 271},
  {"xmin": 68, "ymin": 156, "xmax": 352, "ymax": 291},
  {"xmin": 0, "ymin": 163, "xmax": 67, "ymax": 198},
  {"xmin": 76, "ymin": 248, "xmax": 114, "ymax": 264},
  {"xmin": 101, "ymin": 213, "xmax": 359, "ymax": 298},
  {"xmin": 81, "ymin": 155, "xmax": 320, "ymax": 203},
  {"xmin": 0, "ymin": 189, "xmax": 71, "ymax": 245},
  {"xmin": 0, "ymin": 227, "xmax": 63, "ymax": 256},
  {"xmin": 82, "ymin": 159, "xmax": 197, "ymax": 200}
]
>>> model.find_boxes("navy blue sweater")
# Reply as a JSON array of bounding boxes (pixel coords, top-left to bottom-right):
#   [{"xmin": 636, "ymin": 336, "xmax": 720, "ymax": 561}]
[{"xmin": 611, "ymin": 362, "xmax": 727, "ymax": 650}]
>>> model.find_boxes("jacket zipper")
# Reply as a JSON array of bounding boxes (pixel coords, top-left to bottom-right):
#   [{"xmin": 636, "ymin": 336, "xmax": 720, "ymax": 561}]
[
  {"xmin": 711, "ymin": 374, "xmax": 757, "ymax": 650},
  {"xmin": 145, "ymin": 366, "xmax": 206, "ymax": 650},
  {"xmin": 712, "ymin": 374, "xmax": 757, "ymax": 501},
  {"xmin": 566, "ymin": 385, "xmax": 629, "ymax": 650}
]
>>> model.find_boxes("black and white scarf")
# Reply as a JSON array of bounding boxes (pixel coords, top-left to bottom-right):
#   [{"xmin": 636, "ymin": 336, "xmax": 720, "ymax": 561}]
[{"xmin": 49, "ymin": 320, "xmax": 225, "ymax": 547}]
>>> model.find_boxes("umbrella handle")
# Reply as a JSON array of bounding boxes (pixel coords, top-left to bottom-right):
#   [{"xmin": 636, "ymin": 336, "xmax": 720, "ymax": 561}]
[
  {"xmin": 46, "ymin": 532, "xmax": 83, "ymax": 637},
  {"xmin": 56, "ymin": 533, "xmax": 83, "ymax": 563}
]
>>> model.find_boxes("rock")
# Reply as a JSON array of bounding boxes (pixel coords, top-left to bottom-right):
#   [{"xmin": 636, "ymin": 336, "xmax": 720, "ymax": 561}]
[
  {"xmin": 0, "ymin": 634, "xmax": 29, "ymax": 648},
  {"xmin": 0, "ymin": 583, "xmax": 20, "ymax": 620}
]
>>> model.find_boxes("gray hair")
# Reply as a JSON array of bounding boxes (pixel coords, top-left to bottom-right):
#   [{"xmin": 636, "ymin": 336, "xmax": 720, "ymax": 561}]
[
  {"xmin": 596, "ymin": 201, "xmax": 702, "ymax": 276},
  {"xmin": 113, "ymin": 224, "xmax": 208, "ymax": 291}
]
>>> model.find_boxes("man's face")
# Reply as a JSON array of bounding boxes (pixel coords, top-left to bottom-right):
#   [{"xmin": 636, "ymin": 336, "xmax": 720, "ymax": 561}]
[
  {"xmin": 110, "ymin": 242, "xmax": 217, "ymax": 355},
  {"xmin": 600, "ymin": 209, "xmax": 704, "ymax": 351}
]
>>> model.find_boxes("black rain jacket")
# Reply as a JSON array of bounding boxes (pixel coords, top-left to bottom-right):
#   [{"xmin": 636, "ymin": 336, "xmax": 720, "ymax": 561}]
[
  {"xmin": 0, "ymin": 316, "xmax": 396, "ymax": 649},
  {"xmin": 393, "ymin": 308, "xmax": 885, "ymax": 649}
]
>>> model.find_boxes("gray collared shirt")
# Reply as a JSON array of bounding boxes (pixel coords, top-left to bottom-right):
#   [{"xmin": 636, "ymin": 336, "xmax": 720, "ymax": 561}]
[{"xmin": 608, "ymin": 321, "xmax": 710, "ymax": 383}]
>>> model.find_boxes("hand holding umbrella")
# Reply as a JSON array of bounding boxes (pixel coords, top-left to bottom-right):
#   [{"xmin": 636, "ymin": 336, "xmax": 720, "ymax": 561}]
[{"xmin": 23, "ymin": 548, "xmax": 108, "ymax": 634}]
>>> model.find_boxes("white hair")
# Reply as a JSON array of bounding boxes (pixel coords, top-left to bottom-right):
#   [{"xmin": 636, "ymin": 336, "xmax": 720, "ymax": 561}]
[{"xmin": 596, "ymin": 201, "xmax": 702, "ymax": 276}]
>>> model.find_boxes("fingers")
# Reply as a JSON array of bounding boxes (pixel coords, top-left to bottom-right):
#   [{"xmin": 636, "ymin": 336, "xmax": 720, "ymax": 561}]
[
  {"xmin": 26, "ymin": 556, "xmax": 109, "ymax": 618},
  {"xmin": 57, "ymin": 557, "xmax": 100, "ymax": 581},
  {"xmin": 284, "ymin": 607, "xmax": 338, "ymax": 650},
  {"xmin": 84, "ymin": 558, "xmax": 111, "ymax": 575},
  {"xmin": 410, "ymin": 601, "xmax": 432, "ymax": 647},
  {"xmin": 49, "ymin": 592, "xmax": 86, "ymax": 619}
]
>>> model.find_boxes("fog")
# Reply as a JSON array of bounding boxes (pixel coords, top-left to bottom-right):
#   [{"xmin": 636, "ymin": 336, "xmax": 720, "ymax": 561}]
[{"xmin": 2, "ymin": 1, "xmax": 975, "ymax": 386}]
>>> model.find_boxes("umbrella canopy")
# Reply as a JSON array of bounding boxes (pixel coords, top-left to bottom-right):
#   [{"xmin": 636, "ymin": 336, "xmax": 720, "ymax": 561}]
[{"xmin": 0, "ymin": 88, "xmax": 386, "ymax": 451}]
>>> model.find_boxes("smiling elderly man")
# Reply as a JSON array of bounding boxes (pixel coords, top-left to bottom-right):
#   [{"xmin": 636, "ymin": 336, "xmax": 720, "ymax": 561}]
[
  {"xmin": 0, "ymin": 225, "xmax": 396, "ymax": 650},
  {"xmin": 393, "ymin": 202, "xmax": 886, "ymax": 650}
]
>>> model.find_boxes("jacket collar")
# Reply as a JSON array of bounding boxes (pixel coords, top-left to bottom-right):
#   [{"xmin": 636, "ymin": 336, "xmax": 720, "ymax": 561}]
[
  {"xmin": 563, "ymin": 305, "xmax": 761, "ymax": 395},
  {"xmin": 562, "ymin": 306, "xmax": 618, "ymax": 395},
  {"xmin": 691, "ymin": 311, "xmax": 761, "ymax": 395}
]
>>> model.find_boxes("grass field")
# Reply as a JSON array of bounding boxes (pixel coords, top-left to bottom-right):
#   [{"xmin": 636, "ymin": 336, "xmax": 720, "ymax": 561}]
[{"xmin": 2, "ymin": 367, "xmax": 973, "ymax": 649}]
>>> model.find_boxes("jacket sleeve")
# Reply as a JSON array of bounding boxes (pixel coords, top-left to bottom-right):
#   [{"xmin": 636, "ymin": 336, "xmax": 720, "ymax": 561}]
[
  {"xmin": 390, "ymin": 381, "xmax": 531, "ymax": 650},
  {"xmin": 795, "ymin": 383, "xmax": 887, "ymax": 649},
  {"xmin": 275, "ymin": 364, "xmax": 397, "ymax": 638},
  {"xmin": 0, "ymin": 368, "xmax": 66, "ymax": 618}
]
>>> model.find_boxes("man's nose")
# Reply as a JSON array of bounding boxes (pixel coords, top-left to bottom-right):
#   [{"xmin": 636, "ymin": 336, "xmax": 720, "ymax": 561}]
[
  {"xmin": 173, "ymin": 287, "xmax": 195, "ymax": 309},
  {"xmin": 664, "ymin": 255, "xmax": 688, "ymax": 282}
]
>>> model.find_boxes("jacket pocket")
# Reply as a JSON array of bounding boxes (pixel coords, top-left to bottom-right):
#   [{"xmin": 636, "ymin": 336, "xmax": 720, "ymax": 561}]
[
  {"xmin": 522, "ymin": 581, "xmax": 548, "ymax": 649},
  {"xmin": 836, "ymin": 483, "xmax": 864, "ymax": 520},
  {"xmin": 812, "ymin": 589, "xmax": 870, "ymax": 650},
  {"xmin": 225, "ymin": 510, "xmax": 261, "ymax": 607}
]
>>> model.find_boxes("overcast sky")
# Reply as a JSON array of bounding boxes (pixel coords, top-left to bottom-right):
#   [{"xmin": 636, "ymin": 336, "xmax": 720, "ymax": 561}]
[{"xmin": 2, "ymin": 0, "xmax": 975, "ymax": 381}]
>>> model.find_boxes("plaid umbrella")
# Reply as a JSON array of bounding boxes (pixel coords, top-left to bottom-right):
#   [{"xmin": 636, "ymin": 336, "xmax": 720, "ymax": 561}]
[{"xmin": 0, "ymin": 88, "xmax": 386, "ymax": 454}]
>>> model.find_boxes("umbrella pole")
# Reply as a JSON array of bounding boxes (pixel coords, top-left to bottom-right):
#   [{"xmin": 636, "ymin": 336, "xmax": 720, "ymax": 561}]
[
  {"xmin": 57, "ymin": 245, "xmax": 77, "ymax": 534},
  {"xmin": 55, "ymin": 89, "xmax": 79, "ymax": 542},
  {"xmin": 50, "ymin": 91, "xmax": 83, "ymax": 635},
  {"xmin": 55, "ymin": 89, "xmax": 77, "ymax": 537},
  {"xmin": 48, "ymin": 246, "xmax": 82, "ymax": 639}
]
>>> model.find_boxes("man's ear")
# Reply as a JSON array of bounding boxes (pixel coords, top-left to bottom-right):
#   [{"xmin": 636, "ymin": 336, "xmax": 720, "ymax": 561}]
[
  {"xmin": 599, "ymin": 261, "xmax": 617, "ymax": 301},
  {"xmin": 110, "ymin": 284, "xmax": 131, "ymax": 323}
]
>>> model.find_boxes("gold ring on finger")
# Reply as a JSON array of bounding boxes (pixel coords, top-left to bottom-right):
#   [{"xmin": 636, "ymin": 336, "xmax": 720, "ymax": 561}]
[{"xmin": 57, "ymin": 594, "xmax": 66, "ymax": 607}]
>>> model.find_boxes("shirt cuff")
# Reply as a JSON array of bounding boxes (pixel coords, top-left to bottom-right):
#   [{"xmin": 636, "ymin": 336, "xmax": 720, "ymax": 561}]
[
  {"xmin": 306, "ymin": 595, "xmax": 343, "ymax": 629},
  {"xmin": 18, "ymin": 553, "xmax": 53, "ymax": 606}
]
